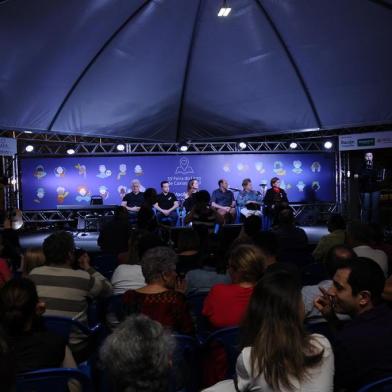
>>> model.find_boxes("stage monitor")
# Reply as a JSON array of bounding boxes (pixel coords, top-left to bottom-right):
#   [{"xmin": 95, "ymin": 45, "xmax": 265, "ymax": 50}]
[{"xmin": 20, "ymin": 153, "xmax": 336, "ymax": 210}]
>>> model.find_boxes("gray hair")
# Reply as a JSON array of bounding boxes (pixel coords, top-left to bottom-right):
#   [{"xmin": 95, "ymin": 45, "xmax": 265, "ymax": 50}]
[
  {"xmin": 131, "ymin": 179, "xmax": 140, "ymax": 186},
  {"xmin": 100, "ymin": 314, "xmax": 174, "ymax": 392},
  {"xmin": 141, "ymin": 246, "xmax": 178, "ymax": 283}
]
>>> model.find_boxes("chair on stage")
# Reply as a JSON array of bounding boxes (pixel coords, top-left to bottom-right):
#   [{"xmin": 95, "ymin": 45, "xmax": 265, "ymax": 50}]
[{"xmin": 16, "ymin": 368, "xmax": 93, "ymax": 392}]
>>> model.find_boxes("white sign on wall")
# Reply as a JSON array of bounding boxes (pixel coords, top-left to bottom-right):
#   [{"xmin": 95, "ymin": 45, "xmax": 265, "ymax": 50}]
[
  {"xmin": 0, "ymin": 137, "xmax": 17, "ymax": 156},
  {"xmin": 339, "ymin": 131, "xmax": 392, "ymax": 151}
]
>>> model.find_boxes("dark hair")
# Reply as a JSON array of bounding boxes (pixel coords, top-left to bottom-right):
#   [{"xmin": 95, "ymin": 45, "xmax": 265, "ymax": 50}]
[
  {"xmin": 339, "ymin": 258, "xmax": 385, "ymax": 304},
  {"xmin": 160, "ymin": 180, "xmax": 169, "ymax": 188},
  {"xmin": 74, "ymin": 247, "xmax": 88, "ymax": 261},
  {"xmin": 242, "ymin": 178, "xmax": 251, "ymax": 187},
  {"xmin": 114, "ymin": 206, "xmax": 129, "ymax": 220},
  {"xmin": 0, "ymin": 278, "xmax": 38, "ymax": 335},
  {"xmin": 327, "ymin": 213, "xmax": 346, "ymax": 232},
  {"xmin": 270, "ymin": 177, "xmax": 280, "ymax": 187},
  {"xmin": 243, "ymin": 215, "xmax": 262, "ymax": 237},
  {"xmin": 346, "ymin": 221, "xmax": 373, "ymax": 245},
  {"xmin": 0, "ymin": 327, "xmax": 15, "ymax": 392},
  {"xmin": 278, "ymin": 208, "xmax": 295, "ymax": 226},
  {"xmin": 325, "ymin": 244, "xmax": 356, "ymax": 278},
  {"xmin": 241, "ymin": 271, "xmax": 323, "ymax": 390},
  {"xmin": 195, "ymin": 190, "xmax": 210, "ymax": 205},
  {"xmin": 218, "ymin": 179, "xmax": 224, "ymax": 186},
  {"xmin": 187, "ymin": 179, "xmax": 197, "ymax": 191},
  {"xmin": 177, "ymin": 229, "xmax": 200, "ymax": 253},
  {"xmin": 253, "ymin": 231, "xmax": 278, "ymax": 257},
  {"xmin": 143, "ymin": 188, "xmax": 157, "ymax": 206},
  {"xmin": 42, "ymin": 231, "xmax": 75, "ymax": 265}
]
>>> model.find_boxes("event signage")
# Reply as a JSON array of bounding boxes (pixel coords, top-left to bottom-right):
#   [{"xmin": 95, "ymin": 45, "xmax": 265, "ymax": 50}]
[
  {"xmin": 0, "ymin": 137, "xmax": 17, "ymax": 156},
  {"xmin": 339, "ymin": 131, "xmax": 392, "ymax": 151},
  {"xmin": 20, "ymin": 153, "xmax": 336, "ymax": 210}
]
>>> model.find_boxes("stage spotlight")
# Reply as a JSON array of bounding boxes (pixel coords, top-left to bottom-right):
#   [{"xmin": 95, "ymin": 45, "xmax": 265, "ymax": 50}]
[
  {"xmin": 116, "ymin": 144, "xmax": 125, "ymax": 152},
  {"xmin": 289, "ymin": 142, "xmax": 298, "ymax": 149},
  {"xmin": 25, "ymin": 145, "xmax": 34, "ymax": 152},
  {"xmin": 238, "ymin": 142, "xmax": 247, "ymax": 150},
  {"xmin": 218, "ymin": 0, "xmax": 231, "ymax": 16},
  {"xmin": 324, "ymin": 141, "xmax": 333, "ymax": 149},
  {"xmin": 24, "ymin": 130, "xmax": 33, "ymax": 134},
  {"xmin": 179, "ymin": 143, "xmax": 189, "ymax": 152},
  {"xmin": 66, "ymin": 148, "xmax": 75, "ymax": 155}
]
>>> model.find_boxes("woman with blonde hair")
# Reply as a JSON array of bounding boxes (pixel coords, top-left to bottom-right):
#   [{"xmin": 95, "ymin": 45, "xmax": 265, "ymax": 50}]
[
  {"xmin": 22, "ymin": 248, "xmax": 45, "ymax": 276},
  {"xmin": 202, "ymin": 244, "xmax": 265, "ymax": 329}
]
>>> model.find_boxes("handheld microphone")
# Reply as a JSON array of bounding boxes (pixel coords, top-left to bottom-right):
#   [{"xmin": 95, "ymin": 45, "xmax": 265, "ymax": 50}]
[{"xmin": 229, "ymin": 187, "xmax": 241, "ymax": 192}]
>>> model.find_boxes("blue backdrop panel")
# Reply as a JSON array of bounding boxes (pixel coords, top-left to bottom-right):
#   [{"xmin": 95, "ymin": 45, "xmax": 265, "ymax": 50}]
[{"xmin": 20, "ymin": 153, "xmax": 335, "ymax": 210}]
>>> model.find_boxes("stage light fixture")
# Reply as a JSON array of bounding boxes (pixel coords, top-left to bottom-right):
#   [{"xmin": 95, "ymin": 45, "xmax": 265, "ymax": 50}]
[
  {"xmin": 66, "ymin": 148, "xmax": 75, "ymax": 155},
  {"xmin": 179, "ymin": 143, "xmax": 189, "ymax": 152},
  {"xmin": 289, "ymin": 142, "xmax": 298, "ymax": 149},
  {"xmin": 238, "ymin": 142, "xmax": 247, "ymax": 150},
  {"xmin": 218, "ymin": 0, "xmax": 231, "ymax": 17},
  {"xmin": 324, "ymin": 141, "xmax": 333, "ymax": 149},
  {"xmin": 116, "ymin": 144, "xmax": 125, "ymax": 152},
  {"xmin": 24, "ymin": 130, "xmax": 33, "ymax": 134},
  {"xmin": 25, "ymin": 145, "xmax": 34, "ymax": 152}
]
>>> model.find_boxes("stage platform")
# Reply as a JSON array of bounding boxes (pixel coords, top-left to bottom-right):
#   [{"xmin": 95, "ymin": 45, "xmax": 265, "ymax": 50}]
[{"xmin": 19, "ymin": 225, "xmax": 328, "ymax": 252}]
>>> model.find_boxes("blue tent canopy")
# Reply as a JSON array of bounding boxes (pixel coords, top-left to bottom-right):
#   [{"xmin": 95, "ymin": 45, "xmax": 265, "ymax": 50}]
[{"xmin": 0, "ymin": 0, "xmax": 391, "ymax": 141}]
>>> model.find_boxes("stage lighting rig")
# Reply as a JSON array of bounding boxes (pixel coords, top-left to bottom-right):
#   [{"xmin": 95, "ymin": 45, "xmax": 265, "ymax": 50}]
[
  {"xmin": 238, "ymin": 141, "xmax": 247, "ymax": 150},
  {"xmin": 116, "ymin": 144, "xmax": 125, "ymax": 152},
  {"xmin": 179, "ymin": 142, "xmax": 189, "ymax": 152},
  {"xmin": 289, "ymin": 142, "xmax": 298, "ymax": 149},
  {"xmin": 66, "ymin": 148, "xmax": 75, "ymax": 155},
  {"xmin": 218, "ymin": 0, "xmax": 231, "ymax": 17},
  {"xmin": 25, "ymin": 145, "xmax": 34, "ymax": 152},
  {"xmin": 324, "ymin": 141, "xmax": 333, "ymax": 149}
]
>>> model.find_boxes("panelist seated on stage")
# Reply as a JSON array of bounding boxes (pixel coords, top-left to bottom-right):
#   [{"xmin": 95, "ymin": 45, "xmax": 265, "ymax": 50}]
[
  {"xmin": 154, "ymin": 181, "xmax": 179, "ymax": 226},
  {"xmin": 211, "ymin": 179, "xmax": 236, "ymax": 224},
  {"xmin": 183, "ymin": 178, "xmax": 199, "ymax": 213},
  {"xmin": 236, "ymin": 178, "xmax": 262, "ymax": 219},
  {"xmin": 121, "ymin": 179, "xmax": 144, "ymax": 221}
]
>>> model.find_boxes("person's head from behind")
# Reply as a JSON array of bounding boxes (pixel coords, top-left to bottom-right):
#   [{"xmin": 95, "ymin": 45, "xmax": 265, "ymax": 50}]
[
  {"xmin": 194, "ymin": 190, "xmax": 210, "ymax": 207},
  {"xmin": 43, "ymin": 231, "xmax": 75, "ymax": 266},
  {"xmin": 0, "ymin": 278, "xmax": 43, "ymax": 336},
  {"xmin": 137, "ymin": 233, "xmax": 164, "ymax": 260},
  {"xmin": 114, "ymin": 206, "xmax": 129, "ymax": 221},
  {"xmin": 328, "ymin": 258, "xmax": 385, "ymax": 317},
  {"xmin": 242, "ymin": 178, "xmax": 252, "ymax": 191},
  {"xmin": 327, "ymin": 213, "xmax": 346, "ymax": 233},
  {"xmin": 325, "ymin": 244, "xmax": 356, "ymax": 279},
  {"xmin": 22, "ymin": 248, "xmax": 46, "ymax": 276},
  {"xmin": 143, "ymin": 187, "xmax": 157, "ymax": 206},
  {"xmin": 253, "ymin": 231, "xmax": 279, "ymax": 265},
  {"xmin": 278, "ymin": 208, "xmax": 295, "ymax": 227},
  {"xmin": 243, "ymin": 215, "xmax": 262, "ymax": 237},
  {"xmin": 141, "ymin": 247, "xmax": 178, "ymax": 289},
  {"xmin": 346, "ymin": 221, "xmax": 372, "ymax": 247},
  {"xmin": 161, "ymin": 180, "xmax": 170, "ymax": 194},
  {"xmin": 228, "ymin": 244, "xmax": 265, "ymax": 284},
  {"xmin": 176, "ymin": 229, "xmax": 200, "ymax": 254},
  {"xmin": 100, "ymin": 314, "xmax": 174, "ymax": 392},
  {"xmin": 241, "ymin": 270, "xmax": 323, "ymax": 390}
]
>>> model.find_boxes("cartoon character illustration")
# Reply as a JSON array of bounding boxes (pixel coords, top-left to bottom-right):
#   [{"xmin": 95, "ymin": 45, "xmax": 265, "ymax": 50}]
[
  {"xmin": 117, "ymin": 164, "xmax": 127, "ymax": 180},
  {"xmin": 75, "ymin": 164, "xmax": 87, "ymax": 178},
  {"xmin": 296, "ymin": 181, "xmax": 306, "ymax": 192},
  {"xmin": 99, "ymin": 185, "xmax": 109, "ymax": 200},
  {"xmin": 236, "ymin": 163, "xmax": 249, "ymax": 172},
  {"xmin": 34, "ymin": 187, "xmax": 45, "ymax": 203},
  {"xmin": 280, "ymin": 180, "xmax": 287, "ymax": 190},
  {"xmin": 75, "ymin": 186, "xmax": 91, "ymax": 202},
  {"xmin": 273, "ymin": 161, "xmax": 286, "ymax": 176},
  {"xmin": 311, "ymin": 162, "xmax": 321, "ymax": 173},
  {"xmin": 118, "ymin": 185, "xmax": 129, "ymax": 199},
  {"xmin": 255, "ymin": 162, "xmax": 265, "ymax": 174},
  {"xmin": 34, "ymin": 165, "xmax": 47, "ymax": 179},
  {"xmin": 54, "ymin": 166, "xmax": 66, "ymax": 177},
  {"xmin": 175, "ymin": 157, "xmax": 194, "ymax": 175},
  {"xmin": 56, "ymin": 186, "xmax": 69, "ymax": 204},
  {"xmin": 97, "ymin": 165, "xmax": 112, "ymax": 178},
  {"xmin": 223, "ymin": 163, "xmax": 230, "ymax": 172},
  {"xmin": 134, "ymin": 165, "xmax": 143, "ymax": 176},
  {"xmin": 292, "ymin": 160, "xmax": 303, "ymax": 174},
  {"xmin": 312, "ymin": 181, "xmax": 321, "ymax": 191}
]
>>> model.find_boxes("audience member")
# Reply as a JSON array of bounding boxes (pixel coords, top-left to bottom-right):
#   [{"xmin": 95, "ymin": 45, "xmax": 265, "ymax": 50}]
[
  {"xmin": 302, "ymin": 245, "xmax": 356, "ymax": 323},
  {"xmin": 346, "ymin": 221, "xmax": 388, "ymax": 276},
  {"xmin": 137, "ymin": 187, "xmax": 158, "ymax": 231},
  {"xmin": 21, "ymin": 248, "xmax": 46, "ymax": 276},
  {"xmin": 202, "ymin": 244, "xmax": 265, "ymax": 329},
  {"xmin": 0, "ymin": 278, "xmax": 77, "ymax": 373},
  {"xmin": 121, "ymin": 247, "xmax": 194, "ymax": 335},
  {"xmin": 315, "ymin": 258, "xmax": 392, "ymax": 391},
  {"xmin": 29, "ymin": 231, "xmax": 112, "ymax": 361},
  {"xmin": 312, "ymin": 214, "xmax": 346, "ymax": 263},
  {"xmin": 100, "ymin": 314, "xmax": 174, "ymax": 392},
  {"xmin": 0, "ymin": 236, "xmax": 11, "ymax": 287},
  {"xmin": 272, "ymin": 208, "xmax": 309, "ymax": 266},
  {"xmin": 0, "ymin": 326, "xmax": 15, "ymax": 392},
  {"xmin": 176, "ymin": 228, "xmax": 201, "ymax": 274},
  {"xmin": 97, "ymin": 206, "xmax": 131, "ymax": 255},
  {"xmin": 204, "ymin": 270, "xmax": 334, "ymax": 391}
]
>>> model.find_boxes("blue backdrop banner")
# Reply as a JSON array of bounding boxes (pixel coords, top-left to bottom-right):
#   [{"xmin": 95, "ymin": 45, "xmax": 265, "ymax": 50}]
[{"xmin": 20, "ymin": 153, "xmax": 336, "ymax": 210}]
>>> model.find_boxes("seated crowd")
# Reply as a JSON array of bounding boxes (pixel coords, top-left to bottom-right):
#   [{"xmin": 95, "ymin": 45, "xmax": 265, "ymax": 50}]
[{"xmin": 0, "ymin": 202, "xmax": 392, "ymax": 392}]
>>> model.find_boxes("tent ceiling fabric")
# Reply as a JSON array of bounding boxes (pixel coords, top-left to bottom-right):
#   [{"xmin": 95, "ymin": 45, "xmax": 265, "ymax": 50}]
[{"xmin": 0, "ymin": 0, "xmax": 391, "ymax": 142}]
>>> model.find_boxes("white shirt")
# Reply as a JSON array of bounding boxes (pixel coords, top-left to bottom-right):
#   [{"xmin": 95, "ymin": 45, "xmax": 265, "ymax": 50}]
[
  {"xmin": 110, "ymin": 264, "xmax": 145, "ymax": 295},
  {"xmin": 203, "ymin": 334, "xmax": 334, "ymax": 392},
  {"xmin": 353, "ymin": 245, "xmax": 388, "ymax": 277}
]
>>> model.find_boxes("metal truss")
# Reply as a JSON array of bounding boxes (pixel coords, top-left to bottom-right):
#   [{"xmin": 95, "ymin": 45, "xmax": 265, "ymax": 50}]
[{"xmin": 22, "ymin": 209, "xmax": 114, "ymax": 224}]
